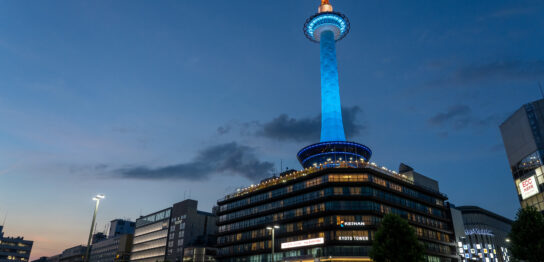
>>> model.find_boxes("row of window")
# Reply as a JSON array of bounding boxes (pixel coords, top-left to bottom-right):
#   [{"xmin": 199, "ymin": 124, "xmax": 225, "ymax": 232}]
[
  {"xmin": 416, "ymin": 227, "xmax": 450, "ymax": 242},
  {"xmin": 218, "ymin": 230, "xmax": 452, "ymax": 257},
  {"xmin": 135, "ymin": 209, "xmax": 171, "ymax": 228},
  {"xmin": 219, "ymin": 174, "xmax": 443, "ymax": 213},
  {"xmin": 219, "ymin": 200, "xmax": 448, "ymax": 234},
  {"xmin": 220, "ymin": 186, "xmax": 445, "ymax": 223},
  {"xmin": 219, "ymin": 212, "xmax": 450, "ymax": 245}
]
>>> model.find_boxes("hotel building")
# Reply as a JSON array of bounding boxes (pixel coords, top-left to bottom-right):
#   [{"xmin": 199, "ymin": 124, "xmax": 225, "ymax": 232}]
[{"xmin": 216, "ymin": 1, "xmax": 457, "ymax": 261}]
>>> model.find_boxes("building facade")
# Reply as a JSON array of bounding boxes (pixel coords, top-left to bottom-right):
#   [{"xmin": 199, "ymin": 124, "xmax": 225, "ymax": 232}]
[
  {"xmin": 130, "ymin": 200, "xmax": 217, "ymax": 262},
  {"xmin": 59, "ymin": 245, "xmax": 86, "ymax": 262},
  {"xmin": 182, "ymin": 247, "xmax": 217, "ymax": 262},
  {"xmin": 0, "ymin": 226, "xmax": 33, "ymax": 262},
  {"xmin": 500, "ymin": 98, "xmax": 544, "ymax": 213},
  {"xmin": 216, "ymin": 163, "xmax": 457, "ymax": 262},
  {"xmin": 89, "ymin": 219, "xmax": 135, "ymax": 262},
  {"xmin": 450, "ymin": 206, "xmax": 512, "ymax": 262},
  {"xmin": 109, "ymin": 220, "xmax": 136, "ymax": 238},
  {"xmin": 90, "ymin": 234, "xmax": 133, "ymax": 262}
]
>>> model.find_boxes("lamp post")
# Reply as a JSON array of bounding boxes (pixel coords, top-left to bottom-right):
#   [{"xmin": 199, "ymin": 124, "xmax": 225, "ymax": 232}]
[
  {"xmin": 84, "ymin": 194, "xmax": 105, "ymax": 262},
  {"xmin": 266, "ymin": 225, "xmax": 280, "ymax": 262}
]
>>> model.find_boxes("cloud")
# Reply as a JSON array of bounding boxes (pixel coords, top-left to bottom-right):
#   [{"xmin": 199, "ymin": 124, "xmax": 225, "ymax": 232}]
[
  {"xmin": 219, "ymin": 106, "xmax": 366, "ymax": 142},
  {"xmin": 427, "ymin": 60, "xmax": 544, "ymax": 88},
  {"xmin": 428, "ymin": 104, "xmax": 502, "ymax": 131},
  {"xmin": 115, "ymin": 142, "xmax": 274, "ymax": 181}
]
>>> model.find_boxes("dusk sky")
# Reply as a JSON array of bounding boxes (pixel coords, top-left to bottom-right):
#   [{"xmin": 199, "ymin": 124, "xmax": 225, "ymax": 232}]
[{"xmin": 1, "ymin": 0, "xmax": 544, "ymax": 260}]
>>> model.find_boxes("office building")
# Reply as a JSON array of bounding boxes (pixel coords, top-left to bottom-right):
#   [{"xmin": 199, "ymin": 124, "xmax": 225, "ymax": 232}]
[
  {"xmin": 182, "ymin": 247, "xmax": 217, "ymax": 262},
  {"xmin": 89, "ymin": 219, "xmax": 135, "ymax": 262},
  {"xmin": 130, "ymin": 199, "xmax": 217, "ymax": 262},
  {"xmin": 450, "ymin": 206, "xmax": 512, "ymax": 262},
  {"xmin": 500, "ymin": 98, "xmax": 544, "ymax": 213},
  {"xmin": 0, "ymin": 226, "xmax": 33, "ymax": 262},
  {"xmin": 59, "ymin": 245, "xmax": 86, "ymax": 262},
  {"xmin": 109, "ymin": 220, "xmax": 136, "ymax": 238}
]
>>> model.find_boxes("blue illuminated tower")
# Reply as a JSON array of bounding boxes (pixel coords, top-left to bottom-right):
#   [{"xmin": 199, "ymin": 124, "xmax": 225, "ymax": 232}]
[{"xmin": 297, "ymin": 0, "xmax": 372, "ymax": 168}]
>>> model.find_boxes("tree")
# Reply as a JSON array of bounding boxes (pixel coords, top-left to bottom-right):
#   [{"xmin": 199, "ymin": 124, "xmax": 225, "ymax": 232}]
[
  {"xmin": 509, "ymin": 206, "xmax": 544, "ymax": 262},
  {"xmin": 370, "ymin": 213, "xmax": 425, "ymax": 262}
]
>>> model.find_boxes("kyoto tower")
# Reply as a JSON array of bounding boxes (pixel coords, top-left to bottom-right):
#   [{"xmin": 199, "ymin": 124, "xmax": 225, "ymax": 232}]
[{"xmin": 297, "ymin": 0, "xmax": 372, "ymax": 168}]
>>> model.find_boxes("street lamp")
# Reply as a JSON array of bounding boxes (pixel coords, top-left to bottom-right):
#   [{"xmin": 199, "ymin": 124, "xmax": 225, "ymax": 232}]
[
  {"xmin": 84, "ymin": 194, "xmax": 105, "ymax": 262},
  {"xmin": 266, "ymin": 225, "xmax": 280, "ymax": 262}
]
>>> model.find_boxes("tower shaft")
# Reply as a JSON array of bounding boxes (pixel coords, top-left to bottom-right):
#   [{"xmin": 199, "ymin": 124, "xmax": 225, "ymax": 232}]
[{"xmin": 320, "ymin": 30, "xmax": 346, "ymax": 142}]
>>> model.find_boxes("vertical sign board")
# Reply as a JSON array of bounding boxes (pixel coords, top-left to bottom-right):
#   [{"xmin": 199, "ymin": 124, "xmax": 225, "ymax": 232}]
[{"xmin": 519, "ymin": 176, "xmax": 540, "ymax": 200}]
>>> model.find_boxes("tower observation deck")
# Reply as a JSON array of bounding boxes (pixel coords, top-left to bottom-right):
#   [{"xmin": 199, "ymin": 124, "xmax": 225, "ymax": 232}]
[{"xmin": 297, "ymin": 0, "xmax": 372, "ymax": 168}]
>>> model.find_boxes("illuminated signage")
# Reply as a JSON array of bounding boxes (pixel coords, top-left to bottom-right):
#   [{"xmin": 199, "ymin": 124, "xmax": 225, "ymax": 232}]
[
  {"xmin": 281, "ymin": 238, "xmax": 324, "ymax": 249},
  {"xmin": 340, "ymin": 221, "xmax": 365, "ymax": 227},
  {"xmin": 520, "ymin": 176, "xmax": 540, "ymax": 200},
  {"xmin": 465, "ymin": 228, "xmax": 494, "ymax": 236},
  {"xmin": 338, "ymin": 236, "xmax": 369, "ymax": 241}
]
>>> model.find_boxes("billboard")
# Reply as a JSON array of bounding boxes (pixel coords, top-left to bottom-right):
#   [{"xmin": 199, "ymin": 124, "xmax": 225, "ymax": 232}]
[
  {"xmin": 281, "ymin": 237, "xmax": 324, "ymax": 249},
  {"xmin": 519, "ymin": 176, "xmax": 540, "ymax": 200}
]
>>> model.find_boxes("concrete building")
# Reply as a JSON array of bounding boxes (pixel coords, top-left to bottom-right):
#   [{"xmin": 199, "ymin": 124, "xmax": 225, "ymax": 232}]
[
  {"xmin": 500, "ymin": 98, "xmax": 544, "ymax": 213},
  {"xmin": 0, "ymin": 226, "xmax": 33, "ymax": 262},
  {"xmin": 450, "ymin": 206, "xmax": 512, "ymax": 262},
  {"xmin": 89, "ymin": 234, "xmax": 133, "ymax": 262},
  {"xmin": 89, "ymin": 219, "xmax": 135, "ymax": 262},
  {"xmin": 130, "ymin": 199, "xmax": 217, "ymax": 262},
  {"xmin": 59, "ymin": 245, "xmax": 86, "ymax": 262},
  {"xmin": 109, "ymin": 220, "xmax": 135, "ymax": 238},
  {"xmin": 182, "ymin": 247, "xmax": 217, "ymax": 262}
]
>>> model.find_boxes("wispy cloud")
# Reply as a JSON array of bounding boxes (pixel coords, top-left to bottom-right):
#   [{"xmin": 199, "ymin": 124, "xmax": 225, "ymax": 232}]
[
  {"xmin": 115, "ymin": 142, "xmax": 274, "ymax": 181},
  {"xmin": 428, "ymin": 104, "xmax": 503, "ymax": 132},
  {"xmin": 218, "ymin": 106, "xmax": 366, "ymax": 142},
  {"xmin": 426, "ymin": 60, "xmax": 544, "ymax": 88}
]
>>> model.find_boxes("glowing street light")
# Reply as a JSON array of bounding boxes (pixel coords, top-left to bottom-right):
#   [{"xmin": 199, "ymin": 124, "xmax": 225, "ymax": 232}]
[
  {"xmin": 84, "ymin": 194, "xmax": 105, "ymax": 262},
  {"xmin": 266, "ymin": 225, "xmax": 280, "ymax": 262}
]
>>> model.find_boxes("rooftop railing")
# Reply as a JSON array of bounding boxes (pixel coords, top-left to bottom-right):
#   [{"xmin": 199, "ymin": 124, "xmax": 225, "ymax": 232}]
[{"xmin": 218, "ymin": 160, "xmax": 447, "ymax": 202}]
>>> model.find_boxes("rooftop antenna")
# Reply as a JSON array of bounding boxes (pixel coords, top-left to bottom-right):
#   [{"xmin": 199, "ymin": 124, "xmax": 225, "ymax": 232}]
[
  {"xmin": 539, "ymin": 82, "xmax": 544, "ymax": 99},
  {"xmin": 2, "ymin": 211, "xmax": 7, "ymax": 227},
  {"xmin": 280, "ymin": 160, "xmax": 283, "ymax": 174}
]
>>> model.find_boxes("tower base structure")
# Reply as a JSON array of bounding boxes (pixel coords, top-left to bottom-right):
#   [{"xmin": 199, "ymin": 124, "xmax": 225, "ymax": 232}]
[{"xmin": 297, "ymin": 141, "xmax": 372, "ymax": 168}]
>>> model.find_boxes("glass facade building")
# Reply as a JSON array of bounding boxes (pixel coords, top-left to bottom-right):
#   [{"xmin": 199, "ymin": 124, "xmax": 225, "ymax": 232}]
[
  {"xmin": 216, "ymin": 163, "xmax": 458, "ymax": 261},
  {"xmin": 450, "ymin": 206, "xmax": 512, "ymax": 262},
  {"xmin": 500, "ymin": 99, "xmax": 544, "ymax": 213}
]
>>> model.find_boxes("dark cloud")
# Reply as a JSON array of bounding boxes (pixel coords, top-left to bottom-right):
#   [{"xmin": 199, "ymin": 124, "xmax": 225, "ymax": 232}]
[
  {"xmin": 115, "ymin": 142, "xmax": 274, "ymax": 181},
  {"xmin": 457, "ymin": 60, "xmax": 544, "ymax": 82},
  {"xmin": 219, "ymin": 106, "xmax": 366, "ymax": 142},
  {"xmin": 427, "ymin": 60, "xmax": 544, "ymax": 87},
  {"xmin": 428, "ymin": 104, "xmax": 502, "ymax": 131}
]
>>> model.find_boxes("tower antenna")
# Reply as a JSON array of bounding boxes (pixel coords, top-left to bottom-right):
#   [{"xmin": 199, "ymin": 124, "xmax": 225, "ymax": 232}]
[{"xmin": 1, "ymin": 212, "xmax": 6, "ymax": 226}]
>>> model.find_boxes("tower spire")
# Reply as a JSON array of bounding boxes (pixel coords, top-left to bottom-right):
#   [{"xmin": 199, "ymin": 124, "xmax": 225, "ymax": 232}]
[
  {"xmin": 319, "ymin": 0, "xmax": 333, "ymax": 13},
  {"xmin": 298, "ymin": 1, "xmax": 372, "ymax": 168}
]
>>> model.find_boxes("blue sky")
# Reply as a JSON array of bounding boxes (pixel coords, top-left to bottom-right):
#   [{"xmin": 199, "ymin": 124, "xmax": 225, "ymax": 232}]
[{"xmin": 1, "ymin": 0, "xmax": 543, "ymax": 259}]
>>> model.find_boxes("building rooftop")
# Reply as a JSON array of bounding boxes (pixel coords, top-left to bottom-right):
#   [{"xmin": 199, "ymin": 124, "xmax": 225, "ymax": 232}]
[{"xmin": 219, "ymin": 159, "xmax": 445, "ymax": 202}]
